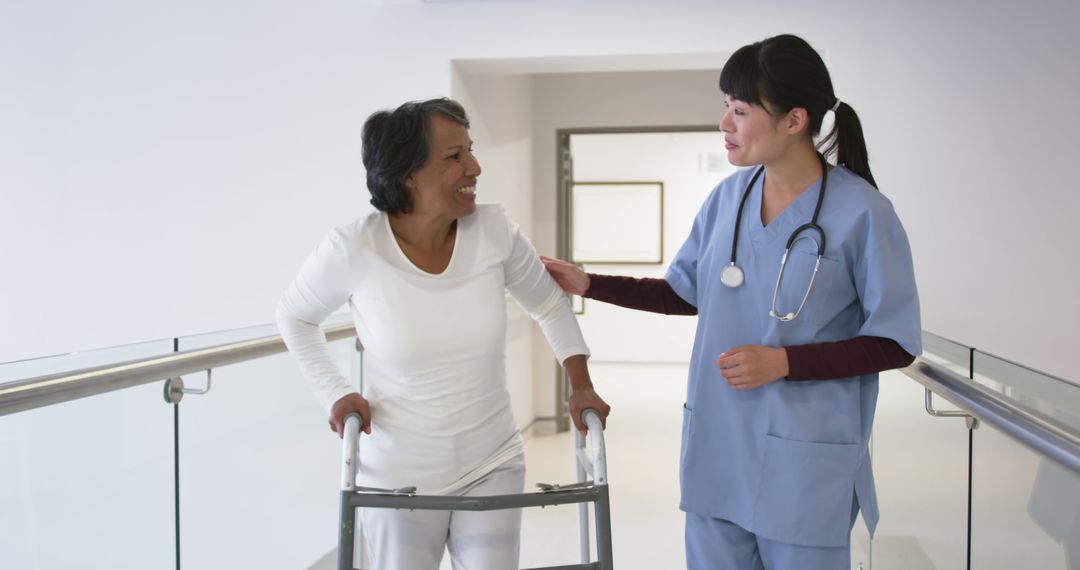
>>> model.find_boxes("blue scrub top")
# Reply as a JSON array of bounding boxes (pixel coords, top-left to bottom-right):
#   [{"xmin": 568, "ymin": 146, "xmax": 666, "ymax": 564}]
[{"xmin": 666, "ymin": 165, "xmax": 922, "ymax": 548}]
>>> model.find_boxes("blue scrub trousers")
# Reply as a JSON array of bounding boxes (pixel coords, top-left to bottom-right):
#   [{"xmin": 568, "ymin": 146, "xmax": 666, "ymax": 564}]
[{"xmin": 685, "ymin": 513, "xmax": 851, "ymax": 570}]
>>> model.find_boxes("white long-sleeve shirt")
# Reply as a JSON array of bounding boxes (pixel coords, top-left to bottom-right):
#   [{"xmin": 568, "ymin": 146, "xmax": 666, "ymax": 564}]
[{"xmin": 276, "ymin": 204, "xmax": 589, "ymax": 494}]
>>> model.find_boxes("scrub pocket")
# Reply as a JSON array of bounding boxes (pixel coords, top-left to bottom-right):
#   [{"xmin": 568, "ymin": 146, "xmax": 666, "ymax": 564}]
[
  {"xmin": 753, "ymin": 434, "xmax": 859, "ymax": 547},
  {"xmin": 777, "ymin": 251, "xmax": 853, "ymax": 330}
]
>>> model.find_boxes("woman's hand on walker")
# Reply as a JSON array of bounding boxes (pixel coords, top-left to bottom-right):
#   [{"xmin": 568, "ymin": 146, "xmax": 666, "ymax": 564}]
[
  {"xmin": 715, "ymin": 346, "xmax": 789, "ymax": 390},
  {"xmin": 539, "ymin": 256, "xmax": 590, "ymax": 296},
  {"xmin": 569, "ymin": 385, "xmax": 611, "ymax": 435},
  {"xmin": 329, "ymin": 392, "xmax": 372, "ymax": 438}
]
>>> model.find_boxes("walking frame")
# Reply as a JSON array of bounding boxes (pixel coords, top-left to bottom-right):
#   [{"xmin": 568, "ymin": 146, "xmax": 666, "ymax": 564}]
[{"xmin": 337, "ymin": 409, "xmax": 614, "ymax": 570}]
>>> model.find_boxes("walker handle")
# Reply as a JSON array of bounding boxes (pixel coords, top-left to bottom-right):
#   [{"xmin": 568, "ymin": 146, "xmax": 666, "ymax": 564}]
[
  {"xmin": 573, "ymin": 408, "xmax": 608, "ymax": 564},
  {"xmin": 341, "ymin": 413, "xmax": 363, "ymax": 491},
  {"xmin": 574, "ymin": 409, "xmax": 608, "ymax": 485}
]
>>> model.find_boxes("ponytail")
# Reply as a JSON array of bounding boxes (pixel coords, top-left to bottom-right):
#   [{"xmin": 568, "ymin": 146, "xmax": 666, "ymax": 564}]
[{"xmin": 818, "ymin": 101, "xmax": 877, "ymax": 188}]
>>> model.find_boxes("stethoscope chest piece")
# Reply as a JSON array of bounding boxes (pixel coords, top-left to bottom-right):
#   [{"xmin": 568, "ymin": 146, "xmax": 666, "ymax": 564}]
[{"xmin": 720, "ymin": 263, "xmax": 744, "ymax": 288}]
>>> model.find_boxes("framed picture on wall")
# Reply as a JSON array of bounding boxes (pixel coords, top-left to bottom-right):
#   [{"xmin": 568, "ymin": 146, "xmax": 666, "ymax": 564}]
[{"xmin": 571, "ymin": 181, "xmax": 664, "ymax": 264}]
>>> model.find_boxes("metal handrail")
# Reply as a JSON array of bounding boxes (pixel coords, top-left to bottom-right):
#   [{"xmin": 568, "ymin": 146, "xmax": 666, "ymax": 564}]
[
  {"xmin": 0, "ymin": 322, "xmax": 357, "ymax": 417},
  {"xmin": 901, "ymin": 359, "xmax": 1080, "ymax": 476}
]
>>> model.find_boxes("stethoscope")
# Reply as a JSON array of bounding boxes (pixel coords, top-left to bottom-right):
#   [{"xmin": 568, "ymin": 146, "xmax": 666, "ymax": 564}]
[{"xmin": 718, "ymin": 154, "xmax": 829, "ymax": 322}]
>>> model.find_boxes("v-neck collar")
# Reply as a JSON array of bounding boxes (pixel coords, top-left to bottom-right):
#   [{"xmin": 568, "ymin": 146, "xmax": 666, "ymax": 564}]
[
  {"xmin": 384, "ymin": 214, "xmax": 461, "ymax": 277},
  {"xmin": 748, "ymin": 171, "xmax": 825, "ymax": 247}
]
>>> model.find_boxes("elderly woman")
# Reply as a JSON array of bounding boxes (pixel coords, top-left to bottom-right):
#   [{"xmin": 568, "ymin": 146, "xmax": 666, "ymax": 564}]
[{"xmin": 276, "ymin": 98, "xmax": 610, "ymax": 570}]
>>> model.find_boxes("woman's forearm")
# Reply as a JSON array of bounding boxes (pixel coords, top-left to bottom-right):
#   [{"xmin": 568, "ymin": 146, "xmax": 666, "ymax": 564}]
[
  {"xmin": 275, "ymin": 302, "xmax": 355, "ymax": 410},
  {"xmin": 563, "ymin": 354, "xmax": 593, "ymax": 391}
]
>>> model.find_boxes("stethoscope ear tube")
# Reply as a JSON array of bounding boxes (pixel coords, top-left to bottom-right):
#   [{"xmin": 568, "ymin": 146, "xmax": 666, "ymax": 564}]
[
  {"xmin": 723, "ymin": 154, "xmax": 830, "ymax": 323},
  {"xmin": 786, "ymin": 223, "xmax": 827, "ymax": 256},
  {"xmin": 727, "ymin": 167, "xmax": 764, "ymax": 267},
  {"xmin": 770, "ymin": 249, "xmax": 823, "ymax": 322}
]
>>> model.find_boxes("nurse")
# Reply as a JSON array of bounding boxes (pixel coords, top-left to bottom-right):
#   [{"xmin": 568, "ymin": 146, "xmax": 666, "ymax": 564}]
[{"xmin": 541, "ymin": 34, "xmax": 921, "ymax": 569}]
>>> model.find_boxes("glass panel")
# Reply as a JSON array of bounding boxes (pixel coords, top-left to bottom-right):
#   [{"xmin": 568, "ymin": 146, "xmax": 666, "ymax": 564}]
[
  {"xmin": 0, "ymin": 337, "xmax": 174, "ymax": 384},
  {"xmin": 1, "ymin": 338, "xmax": 176, "ymax": 569},
  {"xmin": 0, "ymin": 382, "xmax": 175, "ymax": 569},
  {"xmin": 970, "ymin": 423, "xmax": 1079, "ymax": 569},
  {"xmin": 178, "ymin": 336, "xmax": 359, "ymax": 569},
  {"xmin": 920, "ymin": 331, "xmax": 972, "ymax": 378},
  {"xmin": 969, "ymin": 351, "xmax": 1079, "ymax": 569},
  {"xmin": 972, "ymin": 351, "xmax": 1080, "ymax": 431},
  {"xmin": 867, "ymin": 369, "xmax": 969, "ymax": 569},
  {"xmin": 172, "ymin": 323, "xmax": 280, "ymax": 351}
]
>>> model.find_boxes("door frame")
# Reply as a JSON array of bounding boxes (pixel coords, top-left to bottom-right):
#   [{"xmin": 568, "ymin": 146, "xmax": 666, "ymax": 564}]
[{"xmin": 553, "ymin": 125, "xmax": 719, "ymax": 432}]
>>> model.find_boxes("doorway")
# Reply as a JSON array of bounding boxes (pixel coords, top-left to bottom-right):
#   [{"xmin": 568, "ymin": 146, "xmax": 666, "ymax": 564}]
[{"xmin": 553, "ymin": 127, "xmax": 729, "ymax": 428}]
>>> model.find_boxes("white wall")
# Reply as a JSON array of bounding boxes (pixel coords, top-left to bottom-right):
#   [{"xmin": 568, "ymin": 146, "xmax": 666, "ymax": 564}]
[
  {"xmin": 1, "ymin": 1, "xmax": 375, "ymax": 360},
  {"xmin": 854, "ymin": 3, "xmax": 1080, "ymax": 383},
  {"xmin": 3, "ymin": 0, "xmax": 1078, "ymax": 384}
]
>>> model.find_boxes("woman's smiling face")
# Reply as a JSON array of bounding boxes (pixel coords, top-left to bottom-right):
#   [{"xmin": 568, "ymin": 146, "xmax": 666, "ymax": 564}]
[{"xmin": 405, "ymin": 114, "xmax": 482, "ymax": 220}]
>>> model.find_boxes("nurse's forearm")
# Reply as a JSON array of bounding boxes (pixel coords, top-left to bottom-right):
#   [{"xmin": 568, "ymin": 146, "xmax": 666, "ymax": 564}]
[
  {"xmin": 785, "ymin": 336, "xmax": 915, "ymax": 381},
  {"xmin": 585, "ymin": 274, "xmax": 698, "ymax": 315}
]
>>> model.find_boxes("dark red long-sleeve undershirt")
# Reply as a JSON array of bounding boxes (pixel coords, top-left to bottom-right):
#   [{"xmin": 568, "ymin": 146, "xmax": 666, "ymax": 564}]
[{"xmin": 585, "ymin": 273, "xmax": 914, "ymax": 381}]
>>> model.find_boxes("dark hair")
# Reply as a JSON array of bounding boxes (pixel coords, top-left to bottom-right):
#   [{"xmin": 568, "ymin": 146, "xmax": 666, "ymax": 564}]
[
  {"xmin": 718, "ymin": 34, "xmax": 877, "ymax": 188},
  {"xmin": 361, "ymin": 98, "xmax": 471, "ymax": 214}
]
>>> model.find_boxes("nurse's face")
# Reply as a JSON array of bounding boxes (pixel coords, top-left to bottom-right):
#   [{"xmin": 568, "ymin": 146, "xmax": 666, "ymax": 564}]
[
  {"xmin": 719, "ymin": 94, "xmax": 790, "ymax": 167},
  {"xmin": 405, "ymin": 114, "xmax": 482, "ymax": 221}
]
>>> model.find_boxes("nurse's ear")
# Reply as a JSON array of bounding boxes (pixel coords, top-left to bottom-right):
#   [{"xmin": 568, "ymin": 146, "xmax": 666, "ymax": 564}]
[{"xmin": 783, "ymin": 107, "xmax": 811, "ymax": 137}]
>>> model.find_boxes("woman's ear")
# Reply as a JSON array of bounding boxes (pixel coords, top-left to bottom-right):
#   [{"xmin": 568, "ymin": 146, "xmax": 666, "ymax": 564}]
[{"xmin": 786, "ymin": 107, "xmax": 810, "ymax": 136}]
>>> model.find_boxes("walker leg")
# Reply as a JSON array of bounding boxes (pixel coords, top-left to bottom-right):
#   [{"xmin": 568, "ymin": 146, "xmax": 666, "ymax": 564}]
[
  {"xmin": 574, "ymin": 427, "xmax": 590, "ymax": 563},
  {"xmin": 577, "ymin": 501, "xmax": 590, "ymax": 563},
  {"xmin": 338, "ymin": 492, "xmax": 355, "ymax": 570},
  {"xmin": 594, "ymin": 485, "xmax": 613, "ymax": 570}
]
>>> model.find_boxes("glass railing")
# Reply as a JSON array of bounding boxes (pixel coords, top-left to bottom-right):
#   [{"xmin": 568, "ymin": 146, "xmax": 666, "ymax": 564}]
[
  {"xmin": 921, "ymin": 330, "xmax": 974, "ymax": 378},
  {"xmin": 865, "ymin": 334, "xmax": 973, "ymax": 570},
  {"xmin": 3, "ymin": 325, "xmax": 1077, "ymax": 570},
  {"xmin": 0, "ymin": 336, "xmax": 177, "ymax": 384},
  {"xmin": 177, "ymin": 332, "xmax": 356, "ymax": 568},
  {"xmin": 971, "ymin": 351, "xmax": 1080, "ymax": 429},
  {"xmin": 873, "ymin": 334, "xmax": 1080, "ymax": 570},
  {"xmin": 0, "ymin": 338, "xmax": 177, "ymax": 569},
  {"xmin": 967, "ymin": 350, "xmax": 1079, "ymax": 570},
  {"xmin": 0, "ymin": 317, "xmax": 360, "ymax": 570}
]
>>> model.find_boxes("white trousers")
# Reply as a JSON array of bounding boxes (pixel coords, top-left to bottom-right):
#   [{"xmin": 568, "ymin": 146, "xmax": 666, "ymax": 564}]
[{"xmin": 359, "ymin": 454, "xmax": 526, "ymax": 570}]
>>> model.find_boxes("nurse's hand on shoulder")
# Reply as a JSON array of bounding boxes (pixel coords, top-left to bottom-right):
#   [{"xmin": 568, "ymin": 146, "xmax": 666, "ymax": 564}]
[
  {"xmin": 539, "ymin": 256, "xmax": 590, "ymax": 296},
  {"xmin": 716, "ymin": 346, "xmax": 790, "ymax": 390},
  {"xmin": 329, "ymin": 392, "xmax": 372, "ymax": 439}
]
